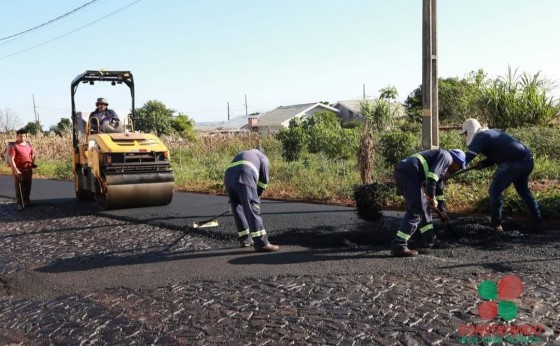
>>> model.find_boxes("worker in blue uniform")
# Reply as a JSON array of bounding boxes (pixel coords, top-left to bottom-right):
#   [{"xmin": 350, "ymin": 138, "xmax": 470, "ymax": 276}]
[
  {"xmin": 224, "ymin": 147, "xmax": 279, "ymax": 252},
  {"xmin": 461, "ymin": 118, "xmax": 545, "ymax": 233},
  {"xmin": 392, "ymin": 149, "xmax": 466, "ymax": 257}
]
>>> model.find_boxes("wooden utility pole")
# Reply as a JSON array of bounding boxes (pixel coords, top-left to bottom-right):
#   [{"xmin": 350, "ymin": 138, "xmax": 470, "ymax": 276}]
[
  {"xmin": 422, "ymin": 0, "xmax": 439, "ymax": 150},
  {"xmin": 32, "ymin": 94, "xmax": 38, "ymax": 123}
]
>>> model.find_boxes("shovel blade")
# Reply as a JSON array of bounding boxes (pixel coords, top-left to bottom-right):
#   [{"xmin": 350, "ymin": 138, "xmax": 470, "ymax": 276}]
[{"xmin": 192, "ymin": 220, "xmax": 219, "ymax": 229}]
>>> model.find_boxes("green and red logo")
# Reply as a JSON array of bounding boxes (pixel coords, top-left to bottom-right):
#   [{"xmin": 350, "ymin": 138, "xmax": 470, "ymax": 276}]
[
  {"xmin": 457, "ymin": 275, "xmax": 544, "ymax": 344},
  {"xmin": 477, "ymin": 274, "xmax": 523, "ymax": 321}
]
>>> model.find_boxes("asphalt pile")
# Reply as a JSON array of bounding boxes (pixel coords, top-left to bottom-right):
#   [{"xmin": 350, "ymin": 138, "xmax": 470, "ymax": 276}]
[{"xmin": 354, "ymin": 182, "xmax": 395, "ymax": 222}]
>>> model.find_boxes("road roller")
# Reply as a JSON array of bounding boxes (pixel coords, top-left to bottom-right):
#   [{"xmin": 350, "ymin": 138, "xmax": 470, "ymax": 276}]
[{"xmin": 71, "ymin": 70, "xmax": 174, "ymax": 210}]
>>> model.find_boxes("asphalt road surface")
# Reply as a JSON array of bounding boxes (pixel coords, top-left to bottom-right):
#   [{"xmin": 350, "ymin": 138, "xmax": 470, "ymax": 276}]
[{"xmin": 0, "ymin": 175, "xmax": 559, "ymax": 345}]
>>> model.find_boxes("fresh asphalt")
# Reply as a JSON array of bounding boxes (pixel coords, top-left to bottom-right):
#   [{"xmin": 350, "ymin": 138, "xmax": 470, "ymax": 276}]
[{"xmin": 1, "ymin": 175, "xmax": 559, "ymax": 300}]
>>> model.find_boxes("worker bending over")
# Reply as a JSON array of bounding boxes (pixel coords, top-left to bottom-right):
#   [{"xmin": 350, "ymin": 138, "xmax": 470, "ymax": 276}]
[
  {"xmin": 392, "ymin": 149, "xmax": 466, "ymax": 257},
  {"xmin": 461, "ymin": 118, "xmax": 544, "ymax": 233},
  {"xmin": 224, "ymin": 147, "xmax": 279, "ymax": 252}
]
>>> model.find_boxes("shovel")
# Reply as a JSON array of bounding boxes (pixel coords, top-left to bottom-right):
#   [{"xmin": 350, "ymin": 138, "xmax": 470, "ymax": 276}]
[
  {"xmin": 448, "ymin": 166, "xmax": 476, "ymax": 179},
  {"xmin": 192, "ymin": 209, "xmax": 231, "ymax": 229},
  {"xmin": 430, "ymin": 205, "xmax": 460, "ymax": 239},
  {"xmin": 18, "ymin": 174, "xmax": 25, "ymax": 209}
]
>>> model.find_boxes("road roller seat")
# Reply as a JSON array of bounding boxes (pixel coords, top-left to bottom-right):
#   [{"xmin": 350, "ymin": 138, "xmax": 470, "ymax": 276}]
[{"xmin": 101, "ymin": 119, "xmax": 124, "ymax": 134}]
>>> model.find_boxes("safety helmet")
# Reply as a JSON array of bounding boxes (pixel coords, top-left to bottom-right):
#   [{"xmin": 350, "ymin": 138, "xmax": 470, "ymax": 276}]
[
  {"xmin": 461, "ymin": 118, "xmax": 486, "ymax": 146},
  {"xmin": 96, "ymin": 97, "xmax": 109, "ymax": 105},
  {"xmin": 449, "ymin": 149, "xmax": 466, "ymax": 169}
]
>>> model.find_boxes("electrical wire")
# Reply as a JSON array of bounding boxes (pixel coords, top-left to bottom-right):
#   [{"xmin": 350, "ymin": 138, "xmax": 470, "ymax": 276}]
[
  {"xmin": 0, "ymin": 0, "xmax": 143, "ymax": 60},
  {"xmin": 0, "ymin": 0, "xmax": 98, "ymax": 42}
]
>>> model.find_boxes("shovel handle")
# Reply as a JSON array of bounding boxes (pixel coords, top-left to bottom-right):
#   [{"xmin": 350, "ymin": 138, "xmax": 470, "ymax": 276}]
[
  {"xmin": 195, "ymin": 209, "xmax": 231, "ymax": 226},
  {"xmin": 448, "ymin": 166, "xmax": 476, "ymax": 179},
  {"xmin": 432, "ymin": 206, "xmax": 449, "ymax": 223}
]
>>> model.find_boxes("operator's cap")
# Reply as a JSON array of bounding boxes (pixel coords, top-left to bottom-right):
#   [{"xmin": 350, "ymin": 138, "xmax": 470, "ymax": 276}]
[
  {"xmin": 449, "ymin": 149, "xmax": 466, "ymax": 169},
  {"xmin": 96, "ymin": 97, "xmax": 109, "ymax": 105}
]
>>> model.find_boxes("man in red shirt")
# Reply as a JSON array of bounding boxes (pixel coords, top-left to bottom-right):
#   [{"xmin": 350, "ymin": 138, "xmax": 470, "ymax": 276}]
[{"xmin": 8, "ymin": 129, "xmax": 35, "ymax": 209}]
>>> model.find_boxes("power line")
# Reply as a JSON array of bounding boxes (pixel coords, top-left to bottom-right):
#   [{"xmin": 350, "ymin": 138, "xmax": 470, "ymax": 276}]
[
  {"xmin": 0, "ymin": 0, "xmax": 143, "ymax": 60},
  {"xmin": 0, "ymin": 0, "xmax": 98, "ymax": 42}
]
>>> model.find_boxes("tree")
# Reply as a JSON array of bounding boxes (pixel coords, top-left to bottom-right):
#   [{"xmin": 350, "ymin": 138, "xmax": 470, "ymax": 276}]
[
  {"xmin": 23, "ymin": 121, "xmax": 42, "ymax": 135},
  {"xmin": 276, "ymin": 118, "xmax": 307, "ymax": 162},
  {"xmin": 357, "ymin": 95, "xmax": 396, "ymax": 184},
  {"xmin": 171, "ymin": 113, "xmax": 196, "ymax": 140},
  {"xmin": 0, "ymin": 108, "xmax": 20, "ymax": 132},
  {"xmin": 404, "ymin": 86, "xmax": 422, "ymax": 124},
  {"xmin": 361, "ymin": 99, "xmax": 394, "ymax": 132},
  {"xmin": 276, "ymin": 112, "xmax": 356, "ymax": 164},
  {"xmin": 49, "ymin": 118, "xmax": 71, "ymax": 137},
  {"xmin": 439, "ymin": 70, "xmax": 487, "ymax": 124},
  {"xmin": 303, "ymin": 111, "xmax": 342, "ymax": 155},
  {"xmin": 379, "ymin": 86, "xmax": 398, "ymax": 101},
  {"xmin": 134, "ymin": 100, "xmax": 174, "ymax": 136},
  {"xmin": 404, "ymin": 69, "xmax": 488, "ymax": 125}
]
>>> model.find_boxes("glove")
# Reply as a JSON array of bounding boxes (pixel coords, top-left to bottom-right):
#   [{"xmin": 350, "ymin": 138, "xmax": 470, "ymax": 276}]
[{"xmin": 428, "ymin": 196, "xmax": 438, "ymax": 210}]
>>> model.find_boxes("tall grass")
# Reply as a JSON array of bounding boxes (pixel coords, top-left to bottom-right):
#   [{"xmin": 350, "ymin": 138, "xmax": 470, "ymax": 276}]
[
  {"xmin": 480, "ymin": 67, "xmax": 559, "ymax": 128},
  {"xmin": 2, "ymin": 129, "xmax": 560, "ymax": 217}
]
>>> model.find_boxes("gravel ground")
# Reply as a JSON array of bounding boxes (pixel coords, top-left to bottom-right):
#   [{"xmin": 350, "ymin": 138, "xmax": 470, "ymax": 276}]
[{"xmin": 0, "ymin": 197, "xmax": 559, "ymax": 345}]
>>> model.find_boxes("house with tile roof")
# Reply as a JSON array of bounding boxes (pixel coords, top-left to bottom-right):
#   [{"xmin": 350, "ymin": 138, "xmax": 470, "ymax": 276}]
[
  {"xmin": 252, "ymin": 102, "xmax": 339, "ymax": 133},
  {"xmin": 194, "ymin": 114, "xmax": 262, "ymax": 133},
  {"xmin": 333, "ymin": 99, "xmax": 405, "ymax": 122}
]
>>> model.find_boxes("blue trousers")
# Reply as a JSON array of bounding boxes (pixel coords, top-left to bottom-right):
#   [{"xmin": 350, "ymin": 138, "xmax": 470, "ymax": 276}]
[
  {"xmin": 226, "ymin": 182, "xmax": 269, "ymax": 247},
  {"xmin": 392, "ymin": 161, "xmax": 434, "ymax": 248},
  {"xmin": 489, "ymin": 159, "xmax": 541, "ymax": 226}
]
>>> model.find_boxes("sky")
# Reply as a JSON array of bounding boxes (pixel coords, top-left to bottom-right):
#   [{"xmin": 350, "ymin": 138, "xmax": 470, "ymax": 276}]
[{"xmin": 1, "ymin": 0, "xmax": 559, "ymax": 129}]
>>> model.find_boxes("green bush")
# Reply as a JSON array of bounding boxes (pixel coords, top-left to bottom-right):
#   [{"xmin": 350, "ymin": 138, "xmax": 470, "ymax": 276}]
[
  {"xmin": 378, "ymin": 130, "xmax": 420, "ymax": 167},
  {"xmin": 507, "ymin": 126, "xmax": 560, "ymax": 159},
  {"xmin": 439, "ymin": 130, "xmax": 464, "ymax": 150},
  {"xmin": 53, "ymin": 159, "xmax": 73, "ymax": 180}
]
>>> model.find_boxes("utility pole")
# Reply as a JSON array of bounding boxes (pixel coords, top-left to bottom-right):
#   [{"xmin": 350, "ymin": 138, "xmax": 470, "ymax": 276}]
[
  {"xmin": 32, "ymin": 94, "xmax": 38, "ymax": 124},
  {"xmin": 244, "ymin": 94, "xmax": 248, "ymax": 116},
  {"xmin": 422, "ymin": 0, "xmax": 439, "ymax": 150},
  {"xmin": 227, "ymin": 102, "xmax": 230, "ymax": 121},
  {"xmin": 363, "ymin": 84, "xmax": 366, "ymax": 99}
]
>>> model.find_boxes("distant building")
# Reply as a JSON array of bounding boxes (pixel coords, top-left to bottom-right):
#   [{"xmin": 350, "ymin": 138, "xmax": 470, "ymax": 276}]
[
  {"xmin": 252, "ymin": 102, "xmax": 339, "ymax": 133},
  {"xmin": 333, "ymin": 99, "xmax": 405, "ymax": 122},
  {"xmin": 194, "ymin": 114, "xmax": 263, "ymax": 134}
]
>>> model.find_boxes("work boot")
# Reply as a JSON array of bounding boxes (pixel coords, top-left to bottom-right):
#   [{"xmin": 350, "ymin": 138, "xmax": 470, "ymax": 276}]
[
  {"xmin": 240, "ymin": 241, "xmax": 254, "ymax": 248},
  {"xmin": 255, "ymin": 243, "xmax": 279, "ymax": 252},
  {"xmin": 391, "ymin": 245, "xmax": 418, "ymax": 257}
]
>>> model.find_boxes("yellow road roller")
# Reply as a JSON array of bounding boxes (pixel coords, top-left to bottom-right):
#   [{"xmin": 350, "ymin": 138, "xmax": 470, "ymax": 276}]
[{"xmin": 71, "ymin": 70, "xmax": 174, "ymax": 210}]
